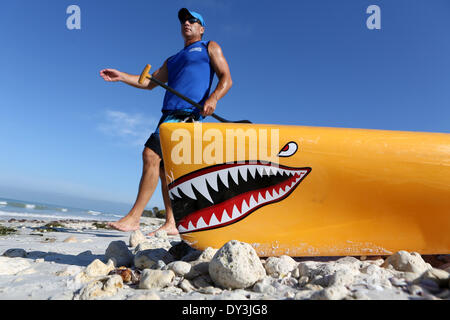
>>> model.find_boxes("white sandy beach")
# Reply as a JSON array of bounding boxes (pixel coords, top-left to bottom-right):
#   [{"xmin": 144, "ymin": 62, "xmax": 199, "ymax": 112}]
[{"xmin": 0, "ymin": 217, "xmax": 449, "ymax": 300}]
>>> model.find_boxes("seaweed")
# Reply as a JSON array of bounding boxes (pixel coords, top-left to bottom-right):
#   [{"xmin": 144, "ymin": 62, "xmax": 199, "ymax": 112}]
[{"xmin": 0, "ymin": 225, "xmax": 17, "ymax": 235}]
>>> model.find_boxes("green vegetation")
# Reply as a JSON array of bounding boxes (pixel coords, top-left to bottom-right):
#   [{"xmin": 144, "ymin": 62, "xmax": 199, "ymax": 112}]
[
  {"xmin": 92, "ymin": 222, "xmax": 113, "ymax": 229},
  {"xmin": 0, "ymin": 225, "xmax": 17, "ymax": 235},
  {"xmin": 44, "ymin": 221, "xmax": 66, "ymax": 229},
  {"xmin": 142, "ymin": 207, "xmax": 166, "ymax": 219}
]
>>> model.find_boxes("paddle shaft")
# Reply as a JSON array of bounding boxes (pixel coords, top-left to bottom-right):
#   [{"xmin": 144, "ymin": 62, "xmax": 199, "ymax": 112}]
[{"xmin": 147, "ymin": 75, "xmax": 251, "ymax": 124}]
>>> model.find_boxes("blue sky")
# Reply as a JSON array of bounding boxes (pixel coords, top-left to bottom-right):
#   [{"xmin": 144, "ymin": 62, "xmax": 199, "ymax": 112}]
[{"xmin": 0, "ymin": 0, "xmax": 449, "ymax": 213}]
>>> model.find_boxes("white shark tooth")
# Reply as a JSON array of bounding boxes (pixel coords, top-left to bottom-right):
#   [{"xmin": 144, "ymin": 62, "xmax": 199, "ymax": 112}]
[
  {"xmin": 191, "ymin": 179, "xmax": 214, "ymax": 204},
  {"xmin": 209, "ymin": 213, "xmax": 220, "ymax": 226},
  {"xmin": 229, "ymin": 167, "xmax": 240, "ymax": 185},
  {"xmin": 258, "ymin": 192, "xmax": 265, "ymax": 204},
  {"xmin": 218, "ymin": 170, "xmax": 229, "ymax": 188},
  {"xmin": 178, "ymin": 224, "xmax": 188, "ymax": 232},
  {"xmin": 169, "ymin": 187, "xmax": 180, "ymax": 199},
  {"xmin": 221, "ymin": 209, "xmax": 232, "ymax": 223},
  {"xmin": 187, "ymin": 221, "xmax": 195, "ymax": 231},
  {"xmin": 249, "ymin": 195, "xmax": 257, "ymax": 208},
  {"xmin": 238, "ymin": 166, "xmax": 248, "ymax": 181},
  {"xmin": 278, "ymin": 187, "xmax": 285, "ymax": 196},
  {"xmin": 257, "ymin": 166, "xmax": 265, "ymax": 177},
  {"xmin": 169, "ymin": 192, "xmax": 173, "ymax": 200},
  {"xmin": 269, "ymin": 167, "xmax": 279, "ymax": 176},
  {"xmin": 265, "ymin": 190, "xmax": 273, "ymax": 201},
  {"xmin": 178, "ymin": 183, "xmax": 197, "ymax": 200},
  {"xmin": 248, "ymin": 166, "xmax": 257, "ymax": 179},
  {"xmin": 205, "ymin": 173, "xmax": 219, "ymax": 192},
  {"xmin": 231, "ymin": 205, "xmax": 241, "ymax": 219},
  {"xmin": 196, "ymin": 217, "xmax": 208, "ymax": 229},
  {"xmin": 272, "ymin": 189, "xmax": 279, "ymax": 198},
  {"xmin": 241, "ymin": 199, "xmax": 249, "ymax": 214}
]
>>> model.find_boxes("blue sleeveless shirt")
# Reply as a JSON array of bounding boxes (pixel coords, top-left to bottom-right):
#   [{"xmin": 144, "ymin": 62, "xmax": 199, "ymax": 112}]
[{"xmin": 162, "ymin": 40, "xmax": 214, "ymax": 117}]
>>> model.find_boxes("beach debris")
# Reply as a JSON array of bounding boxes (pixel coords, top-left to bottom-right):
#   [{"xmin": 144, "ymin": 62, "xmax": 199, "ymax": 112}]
[
  {"xmin": 138, "ymin": 269, "xmax": 175, "ymax": 289},
  {"xmin": 2, "ymin": 248, "xmax": 27, "ymax": 258},
  {"xmin": 63, "ymin": 236, "xmax": 78, "ymax": 243},
  {"xmin": 129, "ymin": 230, "xmax": 147, "ymax": 247},
  {"xmin": 209, "ymin": 240, "xmax": 266, "ymax": 289},
  {"xmin": 109, "ymin": 266, "xmax": 141, "ymax": 284},
  {"xmin": 105, "ymin": 240, "xmax": 134, "ymax": 267}
]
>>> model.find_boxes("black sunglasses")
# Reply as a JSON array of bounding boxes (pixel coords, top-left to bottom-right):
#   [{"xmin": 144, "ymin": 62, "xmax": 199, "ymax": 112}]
[{"xmin": 182, "ymin": 17, "xmax": 202, "ymax": 25}]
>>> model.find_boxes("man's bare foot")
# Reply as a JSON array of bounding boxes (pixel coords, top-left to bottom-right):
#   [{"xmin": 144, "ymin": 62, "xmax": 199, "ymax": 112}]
[
  {"xmin": 147, "ymin": 221, "xmax": 179, "ymax": 237},
  {"xmin": 107, "ymin": 216, "xmax": 140, "ymax": 232}
]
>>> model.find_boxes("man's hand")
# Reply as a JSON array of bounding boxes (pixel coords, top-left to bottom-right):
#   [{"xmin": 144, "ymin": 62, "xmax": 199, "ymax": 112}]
[
  {"xmin": 202, "ymin": 95, "xmax": 218, "ymax": 116},
  {"xmin": 100, "ymin": 69, "xmax": 123, "ymax": 82}
]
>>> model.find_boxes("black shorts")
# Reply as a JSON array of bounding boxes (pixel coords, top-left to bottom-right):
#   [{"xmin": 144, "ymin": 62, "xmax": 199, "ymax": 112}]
[
  {"xmin": 144, "ymin": 133, "xmax": 164, "ymax": 167},
  {"xmin": 144, "ymin": 110, "xmax": 202, "ymax": 167}
]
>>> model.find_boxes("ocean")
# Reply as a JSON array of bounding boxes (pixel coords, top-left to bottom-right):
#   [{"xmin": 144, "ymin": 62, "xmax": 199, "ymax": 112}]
[{"xmin": 0, "ymin": 197, "xmax": 125, "ymax": 222}]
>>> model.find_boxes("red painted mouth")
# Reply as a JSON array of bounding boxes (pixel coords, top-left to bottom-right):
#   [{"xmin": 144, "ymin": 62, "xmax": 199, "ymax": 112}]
[{"xmin": 168, "ymin": 161, "xmax": 311, "ymax": 234}]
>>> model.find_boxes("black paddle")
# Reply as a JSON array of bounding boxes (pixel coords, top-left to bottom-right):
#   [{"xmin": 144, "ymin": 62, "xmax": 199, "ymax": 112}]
[{"xmin": 139, "ymin": 64, "xmax": 251, "ymax": 124}]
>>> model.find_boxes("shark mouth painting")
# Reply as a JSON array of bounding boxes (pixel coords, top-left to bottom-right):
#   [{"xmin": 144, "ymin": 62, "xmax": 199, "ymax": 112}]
[{"xmin": 168, "ymin": 158, "xmax": 311, "ymax": 234}]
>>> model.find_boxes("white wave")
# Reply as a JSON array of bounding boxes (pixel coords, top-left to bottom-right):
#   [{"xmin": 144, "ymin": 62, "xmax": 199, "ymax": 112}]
[
  {"xmin": 25, "ymin": 204, "xmax": 36, "ymax": 209},
  {"xmin": 60, "ymin": 208, "xmax": 68, "ymax": 212},
  {"xmin": 87, "ymin": 210, "xmax": 102, "ymax": 216},
  {"xmin": 0, "ymin": 201, "xmax": 7, "ymax": 206},
  {"xmin": 0, "ymin": 210, "xmax": 96, "ymax": 221}
]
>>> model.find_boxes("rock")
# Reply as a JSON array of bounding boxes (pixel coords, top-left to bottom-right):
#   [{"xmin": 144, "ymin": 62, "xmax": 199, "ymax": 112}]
[
  {"xmin": 197, "ymin": 247, "xmax": 218, "ymax": 262},
  {"xmin": 198, "ymin": 286, "xmax": 222, "ymax": 295},
  {"xmin": 311, "ymin": 285, "xmax": 350, "ymax": 300},
  {"xmin": 63, "ymin": 236, "xmax": 78, "ymax": 243},
  {"xmin": 253, "ymin": 277, "xmax": 277, "ymax": 295},
  {"xmin": 179, "ymin": 279, "xmax": 196, "ymax": 293},
  {"xmin": 192, "ymin": 274, "xmax": 214, "ymax": 289},
  {"xmin": 0, "ymin": 257, "xmax": 31, "ymax": 275},
  {"xmin": 167, "ymin": 261, "xmax": 192, "ymax": 277},
  {"xmin": 381, "ymin": 251, "xmax": 432, "ymax": 275},
  {"xmin": 415, "ymin": 268, "xmax": 450, "ymax": 288},
  {"xmin": 78, "ymin": 275, "xmax": 123, "ymax": 300},
  {"xmin": 85, "ymin": 259, "xmax": 115, "ymax": 277},
  {"xmin": 2, "ymin": 248, "xmax": 27, "ymax": 258},
  {"xmin": 133, "ymin": 239, "xmax": 172, "ymax": 253},
  {"xmin": 134, "ymin": 248, "xmax": 174, "ymax": 270},
  {"xmin": 298, "ymin": 260, "xmax": 359, "ymax": 288},
  {"xmin": 264, "ymin": 255, "xmax": 297, "ymax": 277},
  {"xmin": 139, "ymin": 269, "xmax": 175, "ymax": 289},
  {"xmin": 208, "ymin": 240, "xmax": 266, "ymax": 289},
  {"xmin": 105, "ymin": 241, "xmax": 134, "ymax": 267},
  {"xmin": 129, "ymin": 230, "xmax": 147, "ymax": 248}
]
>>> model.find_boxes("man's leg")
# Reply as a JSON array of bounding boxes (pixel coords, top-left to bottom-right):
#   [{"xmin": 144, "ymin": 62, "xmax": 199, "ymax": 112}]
[
  {"xmin": 108, "ymin": 147, "xmax": 161, "ymax": 231},
  {"xmin": 147, "ymin": 166, "xmax": 179, "ymax": 236}
]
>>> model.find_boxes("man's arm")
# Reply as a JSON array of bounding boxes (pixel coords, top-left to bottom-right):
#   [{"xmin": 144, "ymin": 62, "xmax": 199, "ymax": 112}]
[
  {"xmin": 99, "ymin": 60, "xmax": 168, "ymax": 90},
  {"xmin": 202, "ymin": 41, "xmax": 233, "ymax": 116}
]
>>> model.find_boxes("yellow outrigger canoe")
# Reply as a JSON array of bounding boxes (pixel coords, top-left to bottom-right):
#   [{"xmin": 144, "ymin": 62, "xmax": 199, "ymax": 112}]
[{"xmin": 159, "ymin": 122, "xmax": 450, "ymax": 257}]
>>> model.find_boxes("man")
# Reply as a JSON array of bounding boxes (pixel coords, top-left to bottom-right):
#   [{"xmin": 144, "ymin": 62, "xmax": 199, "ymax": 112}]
[{"xmin": 99, "ymin": 8, "xmax": 232, "ymax": 236}]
